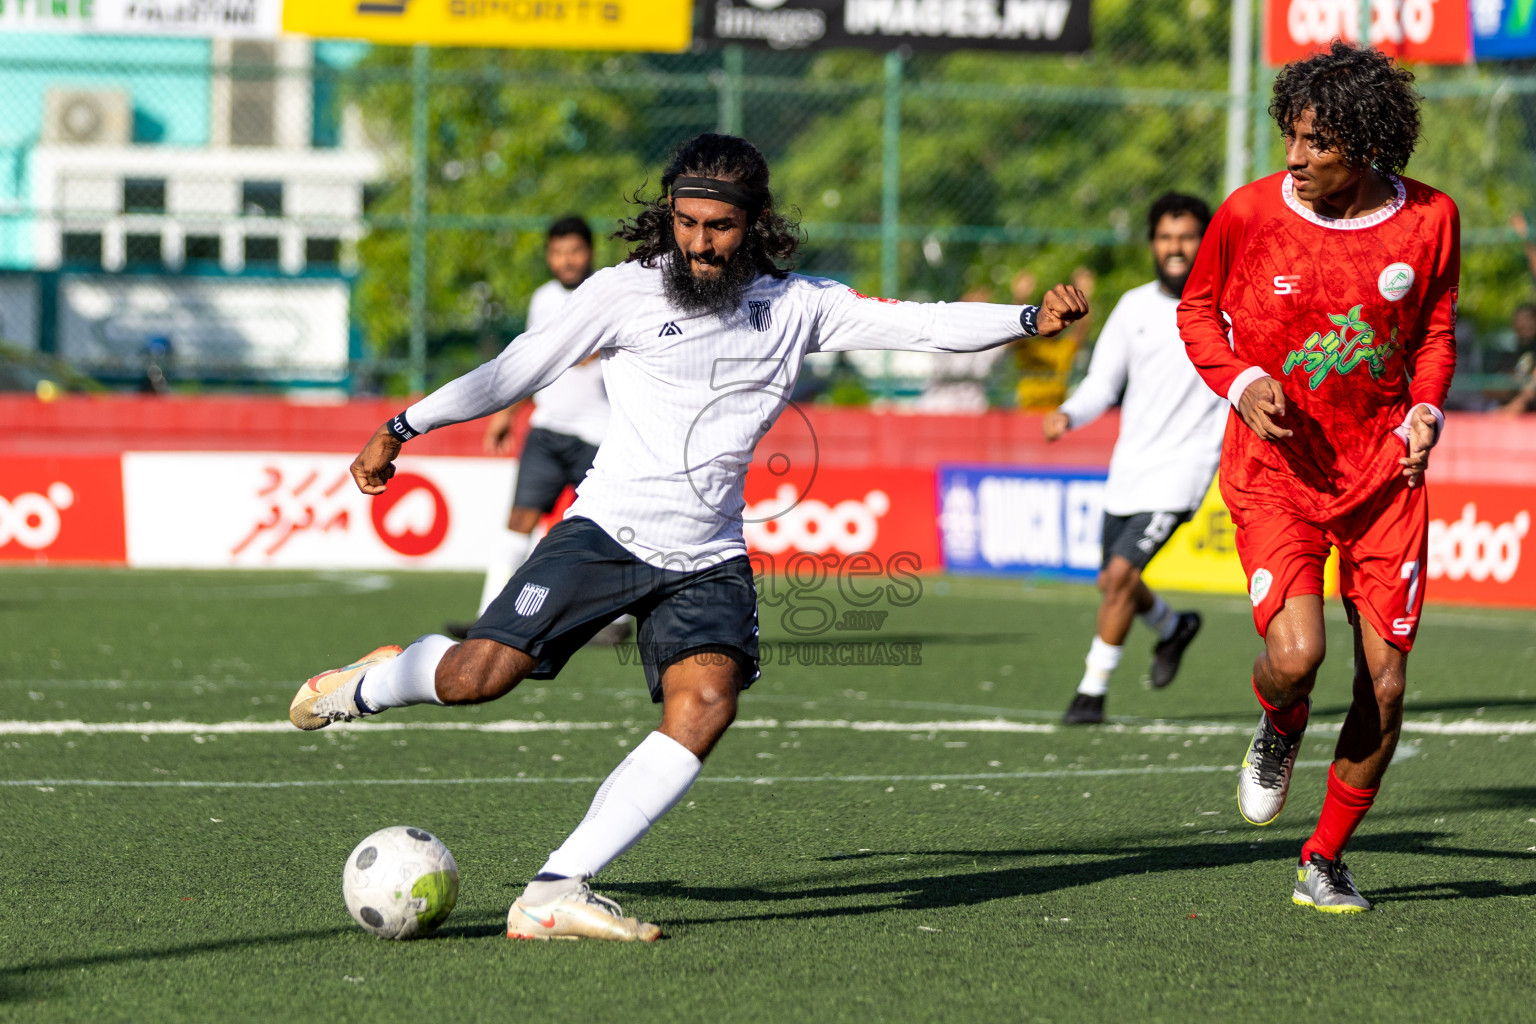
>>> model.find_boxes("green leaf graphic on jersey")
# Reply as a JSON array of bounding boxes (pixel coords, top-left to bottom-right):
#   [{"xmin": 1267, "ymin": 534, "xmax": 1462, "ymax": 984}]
[{"xmin": 1283, "ymin": 306, "xmax": 1398, "ymax": 390}]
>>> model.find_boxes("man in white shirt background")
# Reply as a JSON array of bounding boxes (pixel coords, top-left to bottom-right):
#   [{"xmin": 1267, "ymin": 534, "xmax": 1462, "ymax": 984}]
[
  {"xmin": 1043, "ymin": 193, "xmax": 1226, "ymax": 725},
  {"xmin": 447, "ymin": 215, "xmax": 628, "ymax": 643}
]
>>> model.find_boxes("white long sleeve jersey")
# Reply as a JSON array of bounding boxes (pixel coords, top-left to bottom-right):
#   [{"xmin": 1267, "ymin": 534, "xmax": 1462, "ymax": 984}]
[
  {"xmin": 1057, "ymin": 281, "xmax": 1226, "ymax": 516},
  {"xmin": 524, "ymin": 278, "xmax": 610, "ymax": 447},
  {"xmin": 407, "ymin": 260, "xmax": 1030, "ymax": 565}
]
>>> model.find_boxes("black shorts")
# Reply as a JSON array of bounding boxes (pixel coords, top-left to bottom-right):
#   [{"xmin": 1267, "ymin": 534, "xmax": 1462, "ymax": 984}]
[
  {"xmin": 512, "ymin": 427, "xmax": 599, "ymax": 513},
  {"xmin": 466, "ymin": 516, "xmax": 760, "ymax": 701},
  {"xmin": 1101, "ymin": 510, "xmax": 1194, "ymax": 571}
]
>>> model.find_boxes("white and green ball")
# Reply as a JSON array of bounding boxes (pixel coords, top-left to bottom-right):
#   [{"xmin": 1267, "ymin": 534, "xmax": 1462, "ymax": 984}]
[{"xmin": 342, "ymin": 826, "xmax": 459, "ymax": 940}]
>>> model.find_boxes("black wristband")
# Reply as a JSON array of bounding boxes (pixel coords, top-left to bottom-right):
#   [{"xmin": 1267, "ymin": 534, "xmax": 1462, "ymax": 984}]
[
  {"xmin": 1020, "ymin": 305, "xmax": 1040, "ymax": 337},
  {"xmin": 385, "ymin": 411, "xmax": 418, "ymax": 443}
]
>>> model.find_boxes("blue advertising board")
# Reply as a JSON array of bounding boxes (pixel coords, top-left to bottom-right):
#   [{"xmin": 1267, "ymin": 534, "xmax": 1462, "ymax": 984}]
[
  {"xmin": 1473, "ymin": 0, "xmax": 1536, "ymax": 59},
  {"xmin": 937, "ymin": 464, "xmax": 1107, "ymax": 579}
]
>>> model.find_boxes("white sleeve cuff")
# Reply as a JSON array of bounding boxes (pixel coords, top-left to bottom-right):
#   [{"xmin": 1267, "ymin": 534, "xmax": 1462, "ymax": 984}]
[
  {"xmin": 1394, "ymin": 403, "xmax": 1445, "ymax": 444},
  {"xmin": 1226, "ymin": 366, "xmax": 1270, "ymax": 408}
]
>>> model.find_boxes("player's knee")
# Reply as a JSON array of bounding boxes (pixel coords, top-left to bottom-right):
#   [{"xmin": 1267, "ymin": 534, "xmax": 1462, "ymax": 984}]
[
  {"xmin": 1371, "ymin": 670, "xmax": 1406, "ymax": 713},
  {"xmin": 1268, "ymin": 636, "xmax": 1326, "ymax": 687},
  {"xmin": 695, "ymin": 679, "xmax": 739, "ymax": 724},
  {"xmin": 1099, "ymin": 562, "xmax": 1139, "ymax": 602},
  {"xmin": 674, "ymin": 678, "xmax": 739, "ymax": 735}
]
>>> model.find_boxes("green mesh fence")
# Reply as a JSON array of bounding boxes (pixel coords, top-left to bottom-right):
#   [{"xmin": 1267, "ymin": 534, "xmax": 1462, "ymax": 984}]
[{"xmin": 0, "ymin": 11, "xmax": 1533, "ymax": 401}]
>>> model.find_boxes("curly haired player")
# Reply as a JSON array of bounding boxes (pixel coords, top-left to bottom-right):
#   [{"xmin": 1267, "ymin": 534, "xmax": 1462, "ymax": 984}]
[{"xmin": 1178, "ymin": 43, "xmax": 1458, "ymax": 912}]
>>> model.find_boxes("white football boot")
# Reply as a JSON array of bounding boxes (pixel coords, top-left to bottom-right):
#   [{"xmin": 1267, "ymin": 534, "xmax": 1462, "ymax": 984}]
[
  {"xmin": 1236, "ymin": 699, "xmax": 1308, "ymax": 826},
  {"xmin": 288, "ymin": 645, "xmax": 402, "ymax": 731},
  {"xmin": 507, "ymin": 882, "xmax": 661, "ymax": 942}
]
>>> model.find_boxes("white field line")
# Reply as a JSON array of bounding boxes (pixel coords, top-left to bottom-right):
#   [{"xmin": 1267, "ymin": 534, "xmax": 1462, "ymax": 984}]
[
  {"xmin": 0, "ymin": 760, "xmax": 1337, "ymax": 789},
  {"xmin": 0, "ymin": 719, "xmax": 614, "ymax": 736},
  {"xmin": 0, "ymin": 717, "xmax": 1533, "ymax": 737}
]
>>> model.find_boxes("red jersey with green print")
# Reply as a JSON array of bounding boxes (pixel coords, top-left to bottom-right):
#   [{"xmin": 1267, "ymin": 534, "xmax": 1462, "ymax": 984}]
[{"xmin": 1177, "ymin": 171, "xmax": 1459, "ymax": 521}]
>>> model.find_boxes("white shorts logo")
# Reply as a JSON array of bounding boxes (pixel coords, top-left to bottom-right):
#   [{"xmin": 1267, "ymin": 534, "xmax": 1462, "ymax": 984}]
[
  {"xmin": 1250, "ymin": 568, "xmax": 1273, "ymax": 607},
  {"xmin": 514, "ymin": 583, "xmax": 551, "ymax": 617},
  {"xmin": 1378, "ymin": 263, "xmax": 1415, "ymax": 302}
]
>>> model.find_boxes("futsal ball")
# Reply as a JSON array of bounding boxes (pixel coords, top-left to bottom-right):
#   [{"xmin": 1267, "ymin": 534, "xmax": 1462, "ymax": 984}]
[{"xmin": 342, "ymin": 826, "xmax": 459, "ymax": 940}]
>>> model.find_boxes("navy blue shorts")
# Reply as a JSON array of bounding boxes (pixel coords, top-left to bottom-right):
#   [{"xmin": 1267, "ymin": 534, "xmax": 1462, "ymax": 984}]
[
  {"xmin": 466, "ymin": 517, "xmax": 760, "ymax": 701},
  {"xmin": 1100, "ymin": 510, "xmax": 1194, "ymax": 571},
  {"xmin": 512, "ymin": 427, "xmax": 599, "ymax": 513}
]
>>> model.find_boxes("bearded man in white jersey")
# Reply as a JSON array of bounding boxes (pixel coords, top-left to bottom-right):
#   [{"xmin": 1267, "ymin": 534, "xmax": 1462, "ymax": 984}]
[
  {"xmin": 1044, "ymin": 193, "xmax": 1226, "ymax": 725},
  {"xmin": 446, "ymin": 215, "xmax": 630, "ymax": 646},
  {"xmin": 289, "ymin": 134, "xmax": 1088, "ymax": 942}
]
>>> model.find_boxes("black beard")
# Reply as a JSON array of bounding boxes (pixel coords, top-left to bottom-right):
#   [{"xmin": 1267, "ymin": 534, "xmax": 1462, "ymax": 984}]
[
  {"xmin": 662, "ymin": 235, "xmax": 760, "ymax": 317},
  {"xmin": 1155, "ymin": 260, "xmax": 1190, "ymax": 297}
]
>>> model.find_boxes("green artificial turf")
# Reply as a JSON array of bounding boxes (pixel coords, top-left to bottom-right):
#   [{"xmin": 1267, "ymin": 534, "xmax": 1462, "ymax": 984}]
[{"xmin": 2, "ymin": 568, "xmax": 1535, "ymax": 1022}]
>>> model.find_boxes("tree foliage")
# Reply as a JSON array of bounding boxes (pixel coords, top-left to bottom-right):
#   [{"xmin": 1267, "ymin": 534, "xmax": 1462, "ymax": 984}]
[{"xmin": 344, "ymin": 8, "xmax": 1536, "ymax": 389}]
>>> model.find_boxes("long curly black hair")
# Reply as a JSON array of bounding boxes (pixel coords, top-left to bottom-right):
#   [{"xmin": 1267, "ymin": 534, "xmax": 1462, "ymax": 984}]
[
  {"xmin": 1270, "ymin": 41, "xmax": 1421, "ymax": 176},
  {"xmin": 615, "ymin": 133, "xmax": 803, "ymax": 278}
]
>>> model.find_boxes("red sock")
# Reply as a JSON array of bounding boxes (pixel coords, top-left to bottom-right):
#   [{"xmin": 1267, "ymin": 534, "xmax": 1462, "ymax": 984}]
[
  {"xmin": 1253, "ymin": 678, "xmax": 1309, "ymax": 736},
  {"xmin": 1300, "ymin": 765, "xmax": 1378, "ymax": 864}
]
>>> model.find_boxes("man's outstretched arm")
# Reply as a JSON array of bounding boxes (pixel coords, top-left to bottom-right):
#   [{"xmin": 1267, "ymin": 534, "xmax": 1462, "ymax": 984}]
[
  {"xmin": 350, "ymin": 272, "xmax": 620, "ymax": 494},
  {"xmin": 811, "ymin": 281, "xmax": 1088, "ymax": 354}
]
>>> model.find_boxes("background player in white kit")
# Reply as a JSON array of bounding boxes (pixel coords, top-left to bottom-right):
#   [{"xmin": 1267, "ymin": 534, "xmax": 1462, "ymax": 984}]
[
  {"xmin": 1042, "ymin": 193, "xmax": 1226, "ymax": 725},
  {"xmin": 447, "ymin": 216, "xmax": 629, "ymax": 644},
  {"xmin": 288, "ymin": 133, "xmax": 1088, "ymax": 941}
]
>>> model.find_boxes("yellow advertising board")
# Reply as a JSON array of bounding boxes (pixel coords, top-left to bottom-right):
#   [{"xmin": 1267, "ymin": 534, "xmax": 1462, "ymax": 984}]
[
  {"xmin": 283, "ymin": 0, "xmax": 693, "ymax": 53},
  {"xmin": 1143, "ymin": 477, "xmax": 1338, "ymax": 598}
]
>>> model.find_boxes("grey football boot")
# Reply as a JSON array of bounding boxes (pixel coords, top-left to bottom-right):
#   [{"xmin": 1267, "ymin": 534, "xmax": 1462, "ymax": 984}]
[
  {"xmin": 1236, "ymin": 698, "xmax": 1308, "ymax": 825},
  {"xmin": 1293, "ymin": 853, "xmax": 1372, "ymax": 913}
]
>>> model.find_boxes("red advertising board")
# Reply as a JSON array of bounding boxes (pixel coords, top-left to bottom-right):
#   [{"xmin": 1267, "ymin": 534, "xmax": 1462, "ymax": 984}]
[
  {"xmin": 1427, "ymin": 482, "xmax": 1536, "ymax": 608},
  {"xmin": 1266, "ymin": 0, "xmax": 1471, "ymax": 64},
  {"xmin": 741, "ymin": 466, "xmax": 940, "ymax": 572},
  {"xmin": 0, "ymin": 456, "xmax": 126, "ymax": 563}
]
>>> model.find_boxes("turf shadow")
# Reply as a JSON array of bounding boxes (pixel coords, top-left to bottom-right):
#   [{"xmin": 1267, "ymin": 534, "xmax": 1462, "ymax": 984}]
[
  {"xmin": 605, "ymin": 837, "xmax": 1284, "ymax": 923},
  {"xmin": 0, "ymin": 925, "xmax": 354, "ymax": 1002},
  {"xmin": 1130, "ymin": 693, "xmax": 1536, "ymax": 722},
  {"xmin": 1351, "ymin": 832, "xmax": 1536, "ymax": 861},
  {"xmin": 1307, "ymin": 696, "xmax": 1536, "ymax": 718},
  {"xmin": 1366, "ymin": 879, "xmax": 1536, "ymax": 902},
  {"xmin": 1440, "ymin": 786, "xmax": 1536, "ymax": 811},
  {"xmin": 432, "ymin": 910, "xmax": 512, "ymax": 939},
  {"xmin": 605, "ymin": 831, "xmax": 1535, "ymax": 924}
]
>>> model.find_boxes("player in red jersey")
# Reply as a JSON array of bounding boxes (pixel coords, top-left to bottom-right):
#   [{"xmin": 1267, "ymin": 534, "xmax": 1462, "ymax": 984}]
[{"xmin": 1177, "ymin": 42, "xmax": 1457, "ymax": 912}]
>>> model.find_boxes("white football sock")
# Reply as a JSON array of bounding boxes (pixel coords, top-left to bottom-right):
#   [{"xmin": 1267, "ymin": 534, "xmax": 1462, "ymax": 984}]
[
  {"xmin": 1142, "ymin": 595, "xmax": 1179, "ymax": 640},
  {"xmin": 356, "ymin": 634, "xmax": 453, "ymax": 711},
  {"xmin": 530, "ymin": 731, "xmax": 701, "ymax": 888},
  {"xmin": 1076, "ymin": 636, "xmax": 1122, "ymax": 697},
  {"xmin": 477, "ymin": 528, "xmax": 535, "ymax": 616}
]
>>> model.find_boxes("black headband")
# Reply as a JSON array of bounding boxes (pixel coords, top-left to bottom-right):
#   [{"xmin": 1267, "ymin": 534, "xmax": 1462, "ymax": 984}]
[{"xmin": 670, "ymin": 175, "xmax": 764, "ymax": 213}]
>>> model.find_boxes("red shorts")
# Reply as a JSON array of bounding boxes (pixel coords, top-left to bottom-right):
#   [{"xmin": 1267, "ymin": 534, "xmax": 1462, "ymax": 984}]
[{"xmin": 1232, "ymin": 479, "xmax": 1429, "ymax": 651}]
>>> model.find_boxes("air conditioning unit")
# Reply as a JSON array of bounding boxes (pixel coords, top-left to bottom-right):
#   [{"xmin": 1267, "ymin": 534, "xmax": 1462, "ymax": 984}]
[{"xmin": 43, "ymin": 89, "xmax": 133, "ymax": 145}]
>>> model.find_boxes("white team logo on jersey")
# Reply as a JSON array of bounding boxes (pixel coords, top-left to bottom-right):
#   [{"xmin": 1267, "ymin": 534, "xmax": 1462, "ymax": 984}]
[
  {"xmin": 514, "ymin": 583, "xmax": 550, "ymax": 617},
  {"xmin": 1249, "ymin": 568, "xmax": 1273, "ymax": 607},
  {"xmin": 1378, "ymin": 263, "xmax": 1414, "ymax": 302}
]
